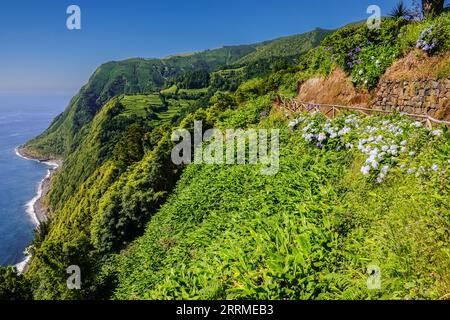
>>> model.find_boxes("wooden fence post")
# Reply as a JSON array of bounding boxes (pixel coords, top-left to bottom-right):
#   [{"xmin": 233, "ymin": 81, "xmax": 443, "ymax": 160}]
[{"xmin": 277, "ymin": 96, "xmax": 450, "ymax": 129}]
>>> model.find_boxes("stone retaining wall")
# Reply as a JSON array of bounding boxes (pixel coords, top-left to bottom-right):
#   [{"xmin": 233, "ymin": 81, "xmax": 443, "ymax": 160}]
[{"xmin": 374, "ymin": 78, "xmax": 450, "ymax": 118}]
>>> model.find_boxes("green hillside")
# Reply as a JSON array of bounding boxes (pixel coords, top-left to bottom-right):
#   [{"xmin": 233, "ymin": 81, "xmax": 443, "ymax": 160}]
[
  {"xmin": 24, "ymin": 47, "xmax": 254, "ymax": 158},
  {"xmin": 2, "ymin": 12, "xmax": 449, "ymax": 301},
  {"xmin": 235, "ymin": 28, "xmax": 334, "ymax": 65},
  {"xmin": 24, "ymin": 29, "xmax": 330, "ymax": 159},
  {"xmin": 43, "ymin": 93, "xmax": 193, "ymax": 212},
  {"xmin": 24, "ymin": 93, "xmax": 189, "ymax": 299}
]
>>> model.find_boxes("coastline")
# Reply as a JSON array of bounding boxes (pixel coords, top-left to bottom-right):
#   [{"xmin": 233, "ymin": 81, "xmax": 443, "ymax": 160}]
[{"xmin": 14, "ymin": 145, "xmax": 62, "ymax": 273}]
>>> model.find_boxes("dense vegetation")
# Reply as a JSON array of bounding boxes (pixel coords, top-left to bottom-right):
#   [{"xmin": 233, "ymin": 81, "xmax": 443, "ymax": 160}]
[
  {"xmin": 113, "ymin": 111, "xmax": 450, "ymax": 299},
  {"xmin": 2, "ymin": 8, "xmax": 449, "ymax": 300}
]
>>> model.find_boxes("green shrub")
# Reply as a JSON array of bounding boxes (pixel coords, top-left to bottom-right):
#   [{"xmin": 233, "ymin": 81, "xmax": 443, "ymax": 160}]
[
  {"xmin": 349, "ymin": 44, "xmax": 400, "ymax": 89},
  {"xmin": 399, "ymin": 13, "xmax": 450, "ymax": 55},
  {"xmin": 0, "ymin": 267, "xmax": 32, "ymax": 300},
  {"xmin": 300, "ymin": 18, "xmax": 408, "ymax": 89}
]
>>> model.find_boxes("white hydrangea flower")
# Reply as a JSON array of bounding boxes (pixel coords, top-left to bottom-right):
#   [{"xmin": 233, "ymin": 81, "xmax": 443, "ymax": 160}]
[
  {"xmin": 361, "ymin": 165, "xmax": 371, "ymax": 175},
  {"xmin": 381, "ymin": 165, "xmax": 390, "ymax": 174},
  {"xmin": 366, "ymin": 155, "xmax": 379, "ymax": 169},
  {"xmin": 338, "ymin": 127, "xmax": 351, "ymax": 136},
  {"xmin": 317, "ymin": 133, "xmax": 327, "ymax": 142}
]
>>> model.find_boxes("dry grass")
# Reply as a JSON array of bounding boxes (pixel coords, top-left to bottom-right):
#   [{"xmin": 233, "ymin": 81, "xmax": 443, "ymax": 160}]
[
  {"xmin": 296, "ymin": 69, "xmax": 372, "ymax": 107},
  {"xmin": 382, "ymin": 50, "xmax": 450, "ymax": 81}
]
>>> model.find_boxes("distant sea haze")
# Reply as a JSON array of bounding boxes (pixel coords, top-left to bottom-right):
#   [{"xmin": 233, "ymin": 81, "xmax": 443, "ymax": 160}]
[{"xmin": 0, "ymin": 95, "xmax": 68, "ymax": 267}]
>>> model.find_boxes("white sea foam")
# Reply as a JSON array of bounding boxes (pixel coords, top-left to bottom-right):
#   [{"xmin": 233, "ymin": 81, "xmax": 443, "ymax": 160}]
[{"xmin": 15, "ymin": 254, "xmax": 31, "ymax": 274}]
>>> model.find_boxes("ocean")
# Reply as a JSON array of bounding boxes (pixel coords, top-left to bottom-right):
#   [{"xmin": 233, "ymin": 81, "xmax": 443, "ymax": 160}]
[{"xmin": 0, "ymin": 95, "xmax": 68, "ymax": 267}]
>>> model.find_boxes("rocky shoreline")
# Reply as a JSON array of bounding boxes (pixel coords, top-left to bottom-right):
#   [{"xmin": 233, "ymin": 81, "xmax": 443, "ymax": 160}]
[
  {"xmin": 15, "ymin": 145, "xmax": 62, "ymax": 225},
  {"xmin": 14, "ymin": 145, "xmax": 63, "ymax": 273}
]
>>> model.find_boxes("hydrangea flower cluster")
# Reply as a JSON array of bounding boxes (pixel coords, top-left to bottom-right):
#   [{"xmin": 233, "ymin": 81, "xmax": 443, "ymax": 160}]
[
  {"xmin": 293, "ymin": 114, "xmax": 359, "ymax": 150},
  {"xmin": 346, "ymin": 43, "xmax": 399, "ymax": 89},
  {"xmin": 346, "ymin": 46, "xmax": 364, "ymax": 70},
  {"xmin": 356, "ymin": 121, "xmax": 409, "ymax": 183},
  {"xmin": 289, "ymin": 113, "xmax": 448, "ymax": 184},
  {"xmin": 416, "ymin": 25, "xmax": 438, "ymax": 53}
]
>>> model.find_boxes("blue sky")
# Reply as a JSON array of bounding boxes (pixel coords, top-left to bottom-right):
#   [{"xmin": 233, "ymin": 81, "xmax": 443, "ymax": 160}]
[{"xmin": 0, "ymin": 0, "xmax": 430, "ymax": 95}]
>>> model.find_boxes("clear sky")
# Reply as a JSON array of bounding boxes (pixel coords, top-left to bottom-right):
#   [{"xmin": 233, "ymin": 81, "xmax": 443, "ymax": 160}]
[{"xmin": 0, "ymin": 0, "xmax": 430, "ymax": 95}]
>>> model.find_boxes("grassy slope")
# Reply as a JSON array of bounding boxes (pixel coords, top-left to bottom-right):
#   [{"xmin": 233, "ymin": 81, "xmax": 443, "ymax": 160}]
[{"xmin": 113, "ymin": 110, "xmax": 450, "ymax": 300}]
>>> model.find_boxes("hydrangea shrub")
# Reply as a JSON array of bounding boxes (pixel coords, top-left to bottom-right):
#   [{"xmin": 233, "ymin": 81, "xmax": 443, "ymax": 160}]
[{"xmin": 289, "ymin": 112, "xmax": 448, "ymax": 184}]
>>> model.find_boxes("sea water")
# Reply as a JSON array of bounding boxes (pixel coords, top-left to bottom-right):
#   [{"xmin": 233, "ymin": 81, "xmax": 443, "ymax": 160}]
[{"xmin": 0, "ymin": 95, "xmax": 68, "ymax": 267}]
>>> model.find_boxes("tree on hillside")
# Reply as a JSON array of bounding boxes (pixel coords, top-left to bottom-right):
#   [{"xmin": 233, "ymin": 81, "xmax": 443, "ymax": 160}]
[
  {"xmin": 113, "ymin": 124, "xmax": 145, "ymax": 169},
  {"xmin": 422, "ymin": 0, "xmax": 445, "ymax": 16},
  {"xmin": 0, "ymin": 266, "xmax": 32, "ymax": 300},
  {"xmin": 177, "ymin": 70, "xmax": 211, "ymax": 89}
]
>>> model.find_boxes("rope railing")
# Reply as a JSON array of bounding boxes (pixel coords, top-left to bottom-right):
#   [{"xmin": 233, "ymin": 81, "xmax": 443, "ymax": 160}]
[{"xmin": 276, "ymin": 95, "xmax": 450, "ymax": 129}]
